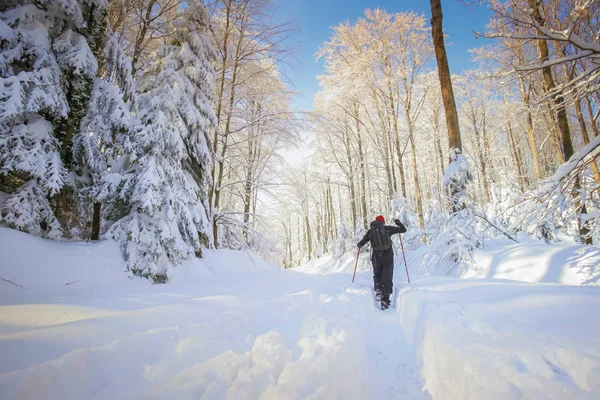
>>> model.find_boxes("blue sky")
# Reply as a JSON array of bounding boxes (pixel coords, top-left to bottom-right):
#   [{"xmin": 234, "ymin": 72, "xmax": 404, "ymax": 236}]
[{"xmin": 273, "ymin": 0, "xmax": 492, "ymax": 111}]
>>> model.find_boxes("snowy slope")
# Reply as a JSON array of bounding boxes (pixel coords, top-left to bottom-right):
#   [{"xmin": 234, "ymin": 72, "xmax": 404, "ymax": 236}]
[
  {"xmin": 1, "ymin": 228, "xmax": 600, "ymax": 399},
  {"xmin": 397, "ymin": 278, "xmax": 600, "ymax": 399},
  {"xmin": 470, "ymin": 239, "xmax": 600, "ymax": 285}
]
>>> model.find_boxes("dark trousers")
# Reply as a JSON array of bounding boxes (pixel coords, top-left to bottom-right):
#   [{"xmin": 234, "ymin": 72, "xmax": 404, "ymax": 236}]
[{"xmin": 372, "ymin": 249, "xmax": 394, "ymax": 296}]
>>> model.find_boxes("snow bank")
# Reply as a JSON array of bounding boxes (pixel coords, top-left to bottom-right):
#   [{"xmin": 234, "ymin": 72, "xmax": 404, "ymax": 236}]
[
  {"xmin": 0, "ymin": 227, "xmax": 135, "ymax": 295},
  {"xmin": 0, "ymin": 227, "xmax": 276, "ymax": 298},
  {"xmin": 396, "ymin": 278, "xmax": 600, "ymax": 399},
  {"xmin": 471, "ymin": 239, "xmax": 600, "ymax": 286}
]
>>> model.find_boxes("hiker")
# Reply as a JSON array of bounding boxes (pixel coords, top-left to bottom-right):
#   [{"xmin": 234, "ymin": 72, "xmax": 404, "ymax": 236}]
[{"xmin": 357, "ymin": 215, "xmax": 406, "ymax": 309}]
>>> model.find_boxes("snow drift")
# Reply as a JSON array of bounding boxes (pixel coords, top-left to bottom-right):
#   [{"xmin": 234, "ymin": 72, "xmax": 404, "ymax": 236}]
[
  {"xmin": 396, "ymin": 278, "xmax": 600, "ymax": 399},
  {"xmin": 1, "ymin": 227, "xmax": 600, "ymax": 399}
]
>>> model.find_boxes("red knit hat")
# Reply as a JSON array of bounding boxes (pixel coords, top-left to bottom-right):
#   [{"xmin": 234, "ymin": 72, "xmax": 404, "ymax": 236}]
[{"xmin": 375, "ymin": 215, "xmax": 385, "ymax": 224}]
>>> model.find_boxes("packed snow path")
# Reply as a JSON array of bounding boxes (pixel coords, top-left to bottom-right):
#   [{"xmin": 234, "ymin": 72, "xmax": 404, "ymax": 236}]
[
  {"xmin": 0, "ymin": 269, "xmax": 429, "ymax": 399},
  {"xmin": 1, "ymin": 230, "xmax": 600, "ymax": 399}
]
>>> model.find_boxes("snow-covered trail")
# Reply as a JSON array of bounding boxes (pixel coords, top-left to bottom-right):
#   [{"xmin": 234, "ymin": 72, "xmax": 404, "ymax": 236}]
[
  {"xmin": 0, "ymin": 263, "xmax": 429, "ymax": 399},
  {"xmin": 2, "ymin": 228, "xmax": 600, "ymax": 399},
  {"xmin": 4, "ymin": 266, "xmax": 599, "ymax": 400}
]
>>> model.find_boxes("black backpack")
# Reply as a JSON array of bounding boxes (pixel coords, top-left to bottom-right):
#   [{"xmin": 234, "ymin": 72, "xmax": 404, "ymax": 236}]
[{"xmin": 369, "ymin": 220, "xmax": 391, "ymax": 252}]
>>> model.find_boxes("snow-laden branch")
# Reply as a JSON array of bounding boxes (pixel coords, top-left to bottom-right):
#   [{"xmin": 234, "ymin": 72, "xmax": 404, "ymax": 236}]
[
  {"xmin": 514, "ymin": 50, "xmax": 595, "ymax": 72},
  {"xmin": 482, "ymin": 0, "xmax": 600, "ymax": 98},
  {"xmin": 548, "ymin": 134, "xmax": 600, "ymax": 184}
]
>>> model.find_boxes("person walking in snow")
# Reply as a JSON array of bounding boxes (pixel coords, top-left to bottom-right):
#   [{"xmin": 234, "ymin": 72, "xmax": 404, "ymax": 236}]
[{"xmin": 357, "ymin": 215, "xmax": 406, "ymax": 310}]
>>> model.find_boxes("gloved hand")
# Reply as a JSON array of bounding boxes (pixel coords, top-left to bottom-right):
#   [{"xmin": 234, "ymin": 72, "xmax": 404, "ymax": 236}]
[
  {"xmin": 357, "ymin": 243, "xmax": 361, "ymax": 249},
  {"xmin": 394, "ymin": 219, "xmax": 402, "ymax": 226}
]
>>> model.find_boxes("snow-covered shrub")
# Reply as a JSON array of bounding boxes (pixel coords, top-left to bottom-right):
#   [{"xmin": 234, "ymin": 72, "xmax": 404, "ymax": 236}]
[
  {"xmin": 443, "ymin": 149, "xmax": 472, "ymax": 212},
  {"xmin": 418, "ymin": 150, "xmax": 481, "ymax": 275},
  {"xmin": 488, "ymin": 175, "xmax": 522, "ymax": 224},
  {"xmin": 391, "ymin": 193, "xmax": 419, "ymax": 231},
  {"xmin": 420, "ymin": 205, "xmax": 484, "ymax": 276},
  {"xmin": 510, "ymin": 169, "xmax": 599, "ymax": 244}
]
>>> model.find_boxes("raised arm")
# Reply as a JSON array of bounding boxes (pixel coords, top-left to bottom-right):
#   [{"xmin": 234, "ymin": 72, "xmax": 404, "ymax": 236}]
[{"xmin": 385, "ymin": 219, "xmax": 407, "ymax": 235}]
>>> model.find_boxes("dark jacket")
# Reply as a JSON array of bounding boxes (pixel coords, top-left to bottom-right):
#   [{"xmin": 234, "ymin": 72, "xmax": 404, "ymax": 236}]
[{"xmin": 357, "ymin": 220, "xmax": 406, "ymax": 248}]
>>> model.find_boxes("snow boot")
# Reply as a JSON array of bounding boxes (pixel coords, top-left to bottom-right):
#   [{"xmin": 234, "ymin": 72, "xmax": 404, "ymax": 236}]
[
  {"xmin": 375, "ymin": 288, "xmax": 383, "ymax": 301},
  {"xmin": 381, "ymin": 294, "xmax": 390, "ymax": 310}
]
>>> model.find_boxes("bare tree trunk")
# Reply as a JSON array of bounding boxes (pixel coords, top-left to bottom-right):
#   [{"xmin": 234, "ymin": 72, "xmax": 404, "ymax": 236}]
[
  {"xmin": 243, "ymin": 150, "xmax": 254, "ymax": 244},
  {"xmin": 394, "ymin": 135, "xmax": 407, "ymax": 198},
  {"xmin": 315, "ymin": 197, "xmax": 322, "ymax": 254},
  {"xmin": 388, "ymin": 128, "xmax": 398, "ymax": 194},
  {"xmin": 304, "ymin": 213, "xmax": 312, "ymax": 260},
  {"xmin": 409, "ymin": 132, "xmax": 425, "ymax": 229},
  {"xmin": 344, "ymin": 121, "xmax": 357, "ymax": 230},
  {"xmin": 528, "ymin": 0, "xmax": 574, "ymax": 160},
  {"xmin": 518, "ymin": 78, "xmax": 543, "ymax": 180},
  {"xmin": 430, "ymin": 0, "xmax": 465, "ymax": 211},
  {"xmin": 329, "ymin": 181, "xmax": 336, "ymax": 239},
  {"xmin": 282, "ymin": 221, "xmax": 290, "ymax": 268},
  {"xmin": 432, "ymin": 106, "xmax": 445, "ymax": 182},
  {"xmin": 430, "ymin": 0, "xmax": 462, "ymax": 154},
  {"xmin": 288, "ymin": 218, "xmax": 293, "ymax": 267},
  {"xmin": 208, "ymin": 0, "xmax": 232, "ymax": 207},
  {"xmin": 543, "ymin": 104, "xmax": 566, "ymax": 164},
  {"xmin": 585, "ymin": 96, "xmax": 599, "ymax": 138},
  {"xmin": 353, "ymin": 103, "xmax": 368, "ymax": 229},
  {"xmin": 528, "ymin": 0, "xmax": 588, "ymax": 242},
  {"xmin": 212, "ymin": 37, "xmax": 243, "ymax": 248},
  {"xmin": 297, "ymin": 214, "xmax": 301, "ymax": 264},
  {"xmin": 559, "ymin": 52, "xmax": 600, "ymax": 184},
  {"xmin": 370, "ymin": 88, "xmax": 394, "ymax": 197},
  {"xmin": 390, "ymin": 96, "xmax": 407, "ymax": 198},
  {"xmin": 131, "ymin": 0, "xmax": 157, "ymax": 76},
  {"xmin": 469, "ymin": 107, "xmax": 489, "ymax": 203},
  {"xmin": 337, "ymin": 185, "xmax": 344, "ymax": 229},
  {"xmin": 405, "ymin": 104, "xmax": 425, "ymax": 228},
  {"xmin": 91, "ymin": 202, "xmax": 101, "ymax": 240},
  {"xmin": 482, "ymin": 108, "xmax": 494, "ymax": 185},
  {"xmin": 506, "ymin": 120, "xmax": 525, "ymax": 191},
  {"xmin": 324, "ymin": 187, "xmax": 331, "ymax": 248},
  {"xmin": 575, "ymin": 96, "xmax": 600, "ymax": 183},
  {"xmin": 476, "ymin": 134, "xmax": 490, "ymax": 203}
]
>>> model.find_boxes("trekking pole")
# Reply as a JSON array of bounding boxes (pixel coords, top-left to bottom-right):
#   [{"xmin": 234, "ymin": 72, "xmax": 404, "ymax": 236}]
[
  {"xmin": 399, "ymin": 235, "xmax": 410, "ymax": 284},
  {"xmin": 352, "ymin": 247, "xmax": 360, "ymax": 283}
]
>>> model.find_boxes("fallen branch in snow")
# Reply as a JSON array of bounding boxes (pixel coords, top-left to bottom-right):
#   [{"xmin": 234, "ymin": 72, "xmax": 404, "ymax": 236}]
[
  {"xmin": 475, "ymin": 214, "xmax": 519, "ymax": 244},
  {"xmin": 65, "ymin": 279, "xmax": 82, "ymax": 286},
  {"xmin": 0, "ymin": 277, "xmax": 25, "ymax": 289}
]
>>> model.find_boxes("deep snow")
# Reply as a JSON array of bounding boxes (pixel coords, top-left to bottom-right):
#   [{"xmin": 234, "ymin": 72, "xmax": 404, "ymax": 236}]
[{"xmin": 1, "ymin": 227, "xmax": 600, "ymax": 399}]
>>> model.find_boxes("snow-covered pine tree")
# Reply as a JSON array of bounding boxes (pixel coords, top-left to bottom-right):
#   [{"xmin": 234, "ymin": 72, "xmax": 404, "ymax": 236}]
[
  {"xmin": 105, "ymin": 0, "xmax": 216, "ymax": 281},
  {"xmin": 52, "ymin": 1, "xmax": 107, "ymax": 233},
  {"xmin": 73, "ymin": 31, "xmax": 136, "ymax": 240},
  {"xmin": 0, "ymin": 1, "xmax": 105, "ymax": 238}
]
